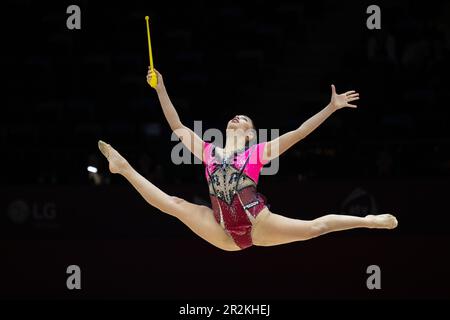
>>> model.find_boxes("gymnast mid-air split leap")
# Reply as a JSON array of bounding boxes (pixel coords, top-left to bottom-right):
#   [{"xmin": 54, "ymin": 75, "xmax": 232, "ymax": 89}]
[
  {"xmin": 98, "ymin": 67, "xmax": 398, "ymax": 251},
  {"xmin": 98, "ymin": 18, "xmax": 397, "ymax": 251}
]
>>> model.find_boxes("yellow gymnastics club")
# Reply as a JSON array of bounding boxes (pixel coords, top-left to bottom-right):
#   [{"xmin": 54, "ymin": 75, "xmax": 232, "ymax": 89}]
[{"xmin": 145, "ymin": 16, "xmax": 157, "ymax": 88}]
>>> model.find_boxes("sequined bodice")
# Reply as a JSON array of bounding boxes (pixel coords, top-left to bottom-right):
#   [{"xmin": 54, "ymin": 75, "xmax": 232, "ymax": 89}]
[{"xmin": 207, "ymin": 156, "xmax": 257, "ymax": 204}]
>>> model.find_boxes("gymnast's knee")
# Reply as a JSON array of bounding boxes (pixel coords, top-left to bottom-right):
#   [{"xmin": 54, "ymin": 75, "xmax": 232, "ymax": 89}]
[
  {"xmin": 157, "ymin": 196, "xmax": 184, "ymax": 217},
  {"xmin": 307, "ymin": 220, "xmax": 328, "ymax": 238},
  {"xmin": 170, "ymin": 195, "xmax": 185, "ymax": 204}
]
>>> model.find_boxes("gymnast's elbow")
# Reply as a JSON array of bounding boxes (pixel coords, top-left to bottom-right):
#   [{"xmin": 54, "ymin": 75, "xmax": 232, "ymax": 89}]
[
  {"xmin": 171, "ymin": 125, "xmax": 191, "ymax": 142},
  {"xmin": 169, "ymin": 120, "xmax": 186, "ymax": 134}
]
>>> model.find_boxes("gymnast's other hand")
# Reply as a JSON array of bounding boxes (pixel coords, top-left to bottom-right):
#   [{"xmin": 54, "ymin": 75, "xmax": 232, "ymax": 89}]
[
  {"xmin": 329, "ymin": 84, "xmax": 360, "ymax": 111},
  {"xmin": 146, "ymin": 67, "xmax": 164, "ymax": 91}
]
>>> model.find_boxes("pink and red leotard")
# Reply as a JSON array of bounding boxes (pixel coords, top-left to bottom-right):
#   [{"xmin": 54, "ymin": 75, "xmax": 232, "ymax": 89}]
[{"xmin": 203, "ymin": 141, "xmax": 270, "ymax": 249}]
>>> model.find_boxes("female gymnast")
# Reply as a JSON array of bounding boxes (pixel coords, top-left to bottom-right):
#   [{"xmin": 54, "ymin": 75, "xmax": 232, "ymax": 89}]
[{"xmin": 98, "ymin": 68, "xmax": 398, "ymax": 251}]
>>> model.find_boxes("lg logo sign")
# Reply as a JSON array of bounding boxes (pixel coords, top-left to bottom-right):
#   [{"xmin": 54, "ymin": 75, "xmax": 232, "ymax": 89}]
[{"xmin": 7, "ymin": 199, "xmax": 57, "ymax": 225}]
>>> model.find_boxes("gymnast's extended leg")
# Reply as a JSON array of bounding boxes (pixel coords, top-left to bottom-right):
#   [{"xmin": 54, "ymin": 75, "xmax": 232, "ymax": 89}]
[
  {"xmin": 98, "ymin": 140, "xmax": 240, "ymax": 251},
  {"xmin": 251, "ymin": 208, "xmax": 398, "ymax": 247}
]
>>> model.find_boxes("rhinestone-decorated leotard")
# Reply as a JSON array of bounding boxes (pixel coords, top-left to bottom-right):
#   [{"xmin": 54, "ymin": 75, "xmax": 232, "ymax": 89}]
[{"xmin": 203, "ymin": 141, "xmax": 269, "ymax": 249}]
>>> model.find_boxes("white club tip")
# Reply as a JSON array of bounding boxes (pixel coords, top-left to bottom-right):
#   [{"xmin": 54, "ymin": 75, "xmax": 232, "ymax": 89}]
[{"xmin": 87, "ymin": 166, "xmax": 98, "ymax": 173}]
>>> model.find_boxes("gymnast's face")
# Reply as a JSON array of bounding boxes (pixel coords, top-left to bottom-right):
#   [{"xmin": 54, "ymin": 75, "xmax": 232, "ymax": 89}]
[
  {"xmin": 227, "ymin": 115, "xmax": 255, "ymax": 141},
  {"xmin": 227, "ymin": 115, "xmax": 253, "ymax": 130}
]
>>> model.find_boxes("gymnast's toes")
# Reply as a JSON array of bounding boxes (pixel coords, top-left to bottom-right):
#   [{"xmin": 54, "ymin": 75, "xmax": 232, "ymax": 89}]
[
  {"xmin": 367, "ymin": 214, "xmax": 398, "ymax": 229},
  {"xmin": 98, "ymin": 140, "xmax": 110, "ymax": 159}
]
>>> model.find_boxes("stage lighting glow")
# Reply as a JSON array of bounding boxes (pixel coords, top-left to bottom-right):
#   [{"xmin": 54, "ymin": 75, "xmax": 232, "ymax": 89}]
[{"xmin": 87, "ymin": 166, "xmax": 98, "ymax": 173}]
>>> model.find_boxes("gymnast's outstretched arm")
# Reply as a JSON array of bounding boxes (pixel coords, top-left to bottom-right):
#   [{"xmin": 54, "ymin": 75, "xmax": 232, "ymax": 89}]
[
  {"xmin": 262, "ymin": 84, "xmax": 360, "ymax": 162},
  {"xmin": 147, "ymin": 68, "xmax": 204, "ymax": 162}
]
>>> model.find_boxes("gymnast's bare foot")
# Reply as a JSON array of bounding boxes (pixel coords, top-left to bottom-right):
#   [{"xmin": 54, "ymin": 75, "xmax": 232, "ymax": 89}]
[
  {"xmin": 98, "ymin": 140, "xmax": 130, "ymax": 174},
  {"xmin": 366, "ymin": 214, "xmax": 398, "ymax": 229}
]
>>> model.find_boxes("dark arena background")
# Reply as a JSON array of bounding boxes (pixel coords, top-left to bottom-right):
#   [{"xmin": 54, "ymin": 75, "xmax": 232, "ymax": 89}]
[{"xmin": 1, "ymin": 0, "xmax": 450, "ymax": 313}]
